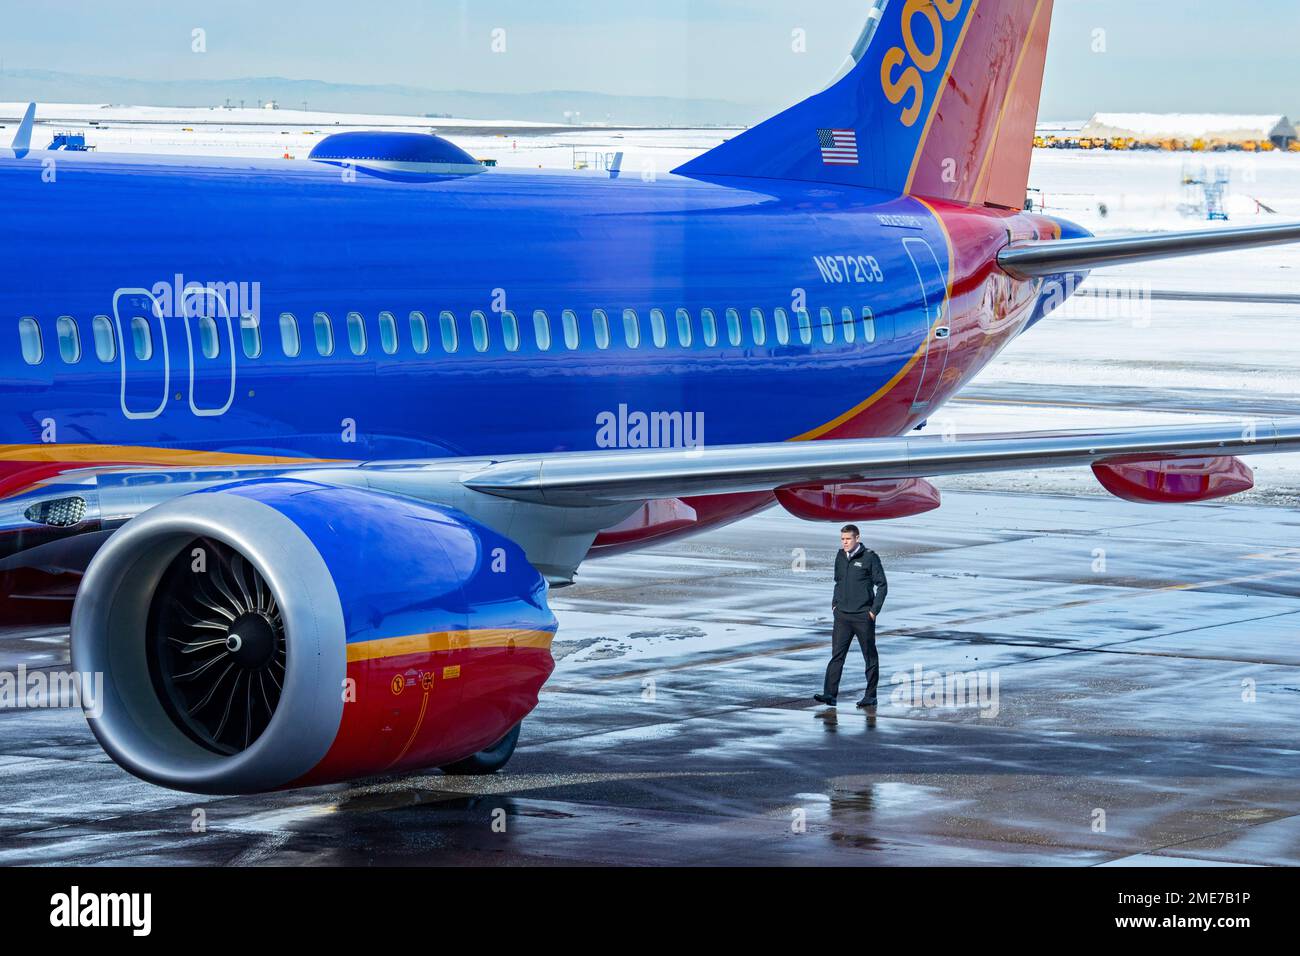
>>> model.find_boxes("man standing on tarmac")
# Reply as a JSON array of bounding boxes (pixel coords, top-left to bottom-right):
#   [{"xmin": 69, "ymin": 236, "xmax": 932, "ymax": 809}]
[{"xmin": 815, "ymin": 524, "xmax": 888, "ymax": 709}]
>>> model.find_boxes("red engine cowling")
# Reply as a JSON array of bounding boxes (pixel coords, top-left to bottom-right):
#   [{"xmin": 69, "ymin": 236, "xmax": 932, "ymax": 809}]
[
  {"xmin": 775, "ymin": 478, "xmax": 941, "ymax": 522},
  {"xmin": 71, "ymin": 479, "xmax": 555, "ymax": 794},
  {"xmin": 1092, "ymin": 456, "xmax": 1254, "ymax": 504}
]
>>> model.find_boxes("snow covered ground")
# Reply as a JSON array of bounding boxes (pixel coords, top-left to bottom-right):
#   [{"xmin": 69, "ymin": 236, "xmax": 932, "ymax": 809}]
[
  {"xmin": 0, "ymin": 101, "xmax": 737, "ymax": 174},
  {"xmin": 1029, "ymin": 148, "xmax": 1300, "ymax": 237}
]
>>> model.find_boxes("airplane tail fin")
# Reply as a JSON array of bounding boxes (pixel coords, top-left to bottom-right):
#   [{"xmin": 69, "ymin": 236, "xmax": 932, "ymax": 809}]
[{"xmin": 675, "ymin": 0, "xmax": 1054, "ymax": 210}]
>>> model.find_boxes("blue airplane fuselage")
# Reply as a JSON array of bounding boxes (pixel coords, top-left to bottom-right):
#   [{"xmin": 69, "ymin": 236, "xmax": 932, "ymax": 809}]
[{"xmin": 0, "ymin": 148, "xmax": 1065, "ymax": 464}]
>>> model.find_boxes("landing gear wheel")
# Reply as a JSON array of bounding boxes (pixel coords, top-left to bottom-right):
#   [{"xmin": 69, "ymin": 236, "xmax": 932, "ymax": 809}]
[{"xmin": 439, "ymin": 722, "xmax": 521, "ymax": 775}]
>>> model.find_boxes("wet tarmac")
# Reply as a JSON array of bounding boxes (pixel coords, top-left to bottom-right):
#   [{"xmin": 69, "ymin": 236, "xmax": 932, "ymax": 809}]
[
  {"xmin": 953, "ymin": 382, "xmax": 1300, "ymax": 419},
  {"xmin": 1, "ymin": 488, "xmax": 1298, "ymax": 866}
]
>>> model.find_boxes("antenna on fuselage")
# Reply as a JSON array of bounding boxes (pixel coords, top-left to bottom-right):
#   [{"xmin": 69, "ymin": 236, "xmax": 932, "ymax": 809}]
[{"xmin": 10, "ymin": 102, "xmax": 35, "ymax": 157}]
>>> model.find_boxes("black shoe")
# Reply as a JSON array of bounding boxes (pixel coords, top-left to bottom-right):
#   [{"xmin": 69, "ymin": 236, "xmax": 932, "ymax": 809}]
[
  {"xmin": 814, "ymin": 694, "xmax": 837, "ymax": 706},
  {"xmin": 856, "ymin": 698, "xmax": 878, "ymax": 709}
]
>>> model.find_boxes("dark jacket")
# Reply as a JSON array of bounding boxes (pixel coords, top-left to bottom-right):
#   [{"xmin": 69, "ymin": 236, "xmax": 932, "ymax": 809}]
[{"xmin": 833, "ymin": 544, "xmax": 887, "ymax": 619}]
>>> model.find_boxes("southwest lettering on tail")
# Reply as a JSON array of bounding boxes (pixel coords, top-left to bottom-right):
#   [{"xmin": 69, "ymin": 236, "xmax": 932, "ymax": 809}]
[{"xmin": 880, "ymin": 0, "xmax": 967, "ymax": 127}]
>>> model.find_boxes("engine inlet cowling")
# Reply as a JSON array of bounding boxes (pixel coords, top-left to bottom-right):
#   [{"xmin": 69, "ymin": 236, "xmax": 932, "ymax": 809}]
[{"xmin": 72, "ymin": 479, "xmax": 556, "ymax": 794}]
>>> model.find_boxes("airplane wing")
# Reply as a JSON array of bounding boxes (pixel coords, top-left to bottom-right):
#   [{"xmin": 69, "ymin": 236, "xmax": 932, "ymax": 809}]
[
  {"xmin": 460, "ymin": 417, "xmax": 1300, "ymax": 505},
  {"xmin": 10, "ymin": 417, "xmax": 1300, "ymax": 525},
  {"xmin": 999, "ymin": 221, "xmax": 1300, "ymax": 277}
]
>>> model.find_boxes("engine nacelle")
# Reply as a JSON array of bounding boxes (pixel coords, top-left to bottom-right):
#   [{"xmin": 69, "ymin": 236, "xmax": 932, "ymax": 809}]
[
  {"xmin": 589, "ymin": 491, "xmax": 775, "ymax": 557},
  {"xmin": 1092, "ymin": 456, "xmax": 1254, "ymax": 504},
  {"xmin": 775, "ymin": 478, "xmax": 941, "ymax": 522},
  {"xmin": 71, "ymin": 479, "xmax": 555, "ymax": 794}
]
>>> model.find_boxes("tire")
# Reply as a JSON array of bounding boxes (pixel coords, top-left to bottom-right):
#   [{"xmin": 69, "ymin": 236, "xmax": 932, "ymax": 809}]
[{"xmin": 439, "ymin": 723, "xmax": 521, "ymax": 775}]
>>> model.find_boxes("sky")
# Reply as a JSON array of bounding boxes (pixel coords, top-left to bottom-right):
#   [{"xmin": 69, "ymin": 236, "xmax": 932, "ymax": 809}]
[{"xmin": 3, "ymin": 0, "xmax": 1299, "ymax": 120}]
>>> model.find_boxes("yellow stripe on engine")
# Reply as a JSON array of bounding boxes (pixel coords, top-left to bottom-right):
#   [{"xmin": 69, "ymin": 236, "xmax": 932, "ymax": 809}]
[{"xmin": 346, "ymin": 628, "xmax": 556, "ymax": 663}]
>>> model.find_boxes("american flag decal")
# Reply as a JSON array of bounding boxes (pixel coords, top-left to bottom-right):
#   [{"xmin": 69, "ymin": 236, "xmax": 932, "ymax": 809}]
[{"xmin": 818, "ymin": 129, "xmax": 859, "ymax": 166}]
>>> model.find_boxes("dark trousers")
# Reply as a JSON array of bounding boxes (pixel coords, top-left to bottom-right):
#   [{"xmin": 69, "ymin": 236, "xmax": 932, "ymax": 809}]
[{"xmin": 824, "ymin": 613, "xmax": 878, "ymax": 701}]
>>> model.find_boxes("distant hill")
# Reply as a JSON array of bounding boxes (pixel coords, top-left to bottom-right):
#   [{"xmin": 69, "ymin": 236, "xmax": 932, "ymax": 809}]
[{"xmin": 0, "ymin": 68, "xmax": 755, "ymax": 128}]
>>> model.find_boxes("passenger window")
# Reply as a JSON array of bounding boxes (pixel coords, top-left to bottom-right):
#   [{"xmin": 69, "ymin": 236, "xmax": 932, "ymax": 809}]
[
  {"xmin": 675, "ymin": 308, "xmax": 693, "ymax": 347},
  {"xmin": 562, "ymin": 310, "xmax": 580, "ymax": 350},
  {"xmin": 347, "ymin": 312, "xmax": 367, "ymax": 355},
  {"xmin": 725, "ymin": 308, "xmax": 742, "ymax": 346},
  {"xmin": 241, "ymin": 313, "xmax": 262, "ymax": 358},
  {"xmin": 501, "ymin": 310, "xmax": 520, "ymax": 352},
  {"xmin": 198, "ymin": 316, "xmax": 220, "ymax": 359},
  {"xmin": 409, "ymin": 311, "xmax": 430, "ymax": 354},
  {"xmin": 131, "ymin": 316, "xmax": 154, "ymax": 361},
  {"xmin": 819, "ymin": 307, "xmax": 836, "ymax": 344},
  {"xmin": 862, "ymin": 307, "xmax": 877, "ymax": 343},
  {"xmin": 409, "ymin": 311, "xmax": 429, "ymax": 354},
  {"xmin": 593, "ymin": 309, "xmax": 611, "ymax": 350},
  {"xmin": 378, "ymin": 311, "xmax": 399, "ymax": 354},
  {"xmin": 841, "ymin": 307, "xmax": 856, "ymax": 344},
  {"xmin": 750, "ymin": 308, "xmax": 767, "ymax": 346},
  {"xmin": 313, "ymin": 312, "xmax": 334, "ymax": 356},
  {"xmin": 439, "ymin": 311, "xmax": 458, "ymax": 353},
  {"xmin": 280, "ymin": 313, "xmax": 301, "ymax": 357},
  {"xmin": 470, "ymin": 310, "xmax": 490, "ymax": 352},
  {"xmin": 533, "ymin": 310, "xmax": 552, "ymax": 351},
  {"xmin": 18, "ymin": 318, "xmax": 42, "ymax": 365},
  {"xmin": 796, "ymin": 310, "xmax": 812, "ymax": 345},
  {"xmin": 701, "ymin": 308, "xmax": 718, "ymax": 347},
  {"xmin": 56, "ymin": 316, "xmax": 82, "ymax": 364},
  {"xmin": 92, "ymin": 315, "xmax": 116, "ymax": 363},
  {"xmin": 774, "ymin": 308, "xmax": 790, "ymax": 346},
  {"xmin": 622, "ymin": 309, "xmax": 640, "ymax": 349},
  {"xmin": 650, "ymin": 309, "xmax": 668, "ymax": 348}
]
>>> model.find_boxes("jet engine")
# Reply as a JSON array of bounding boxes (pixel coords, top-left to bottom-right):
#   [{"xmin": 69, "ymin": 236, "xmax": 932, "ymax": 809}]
[{"xmin": 70, "ymin": 479, "xmax": 556, "ymax": 794}]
